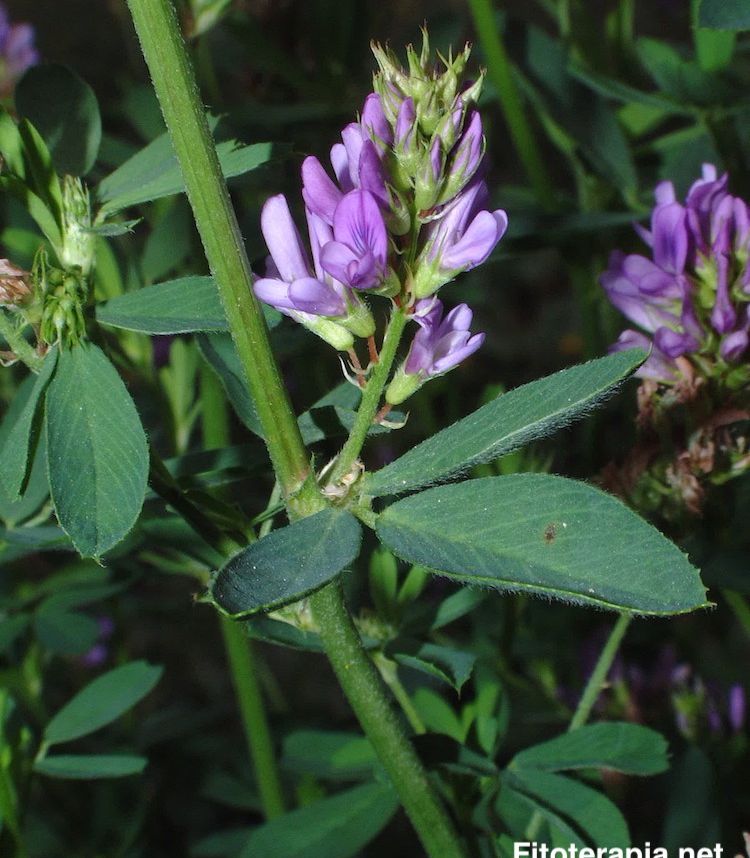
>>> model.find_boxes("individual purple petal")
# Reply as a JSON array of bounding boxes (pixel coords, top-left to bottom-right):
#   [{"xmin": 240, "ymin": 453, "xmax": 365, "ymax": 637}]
[
  {"xmin": 253, "ymin": 277, "xmax": 297, "ymax": 311},
  {"xmin": 395, "ymin": 97, "xmax": 416, "ymax": 147},
  {"xmin": 332, "ymin": 191, "xmax": 387, "ymax": 261},
  {"xmin": 440, "ymin": 209, "xmax": 507, "ymax": 271},
  {"xmin": 260, "ymin": 195, "xmax": 311, "ymax": 283},
  {"xmin": 711, "ymin": 254, "xmax": 736, "ymax": 334},
  {"xmin": 361, "ymin": 92, "xmax": 392, "ymax": 151},
  {"xmin": 651, "ymin": 202, "xmax": 688, "ymax": 274},
  {"xmin": 445, "ymin": 109, "xmax": 484, "ymax": 189},
  {"xmin": 654, "ymin": 326, "xmax": 699, "ymax": 359},
  {"xmin": 358, "ymin": 141, "xmax": 389, "ymax": 209},
  {"xmin": 305, "ymin": 207, "xmax": 334, "ymax": 281},
  {"xmin": 301, "ymin": 156, "xmax": 342, "ymax": 224},
  {"xmin": 288, "ymin": 277, "xmax": 347, "ymax": 316},
  {"xmin": 720, "ymin": 329, "xmax": 749, "ymax": 361},
  {"xmin": 654, "ymin": 180, "xmax": 677, "ymax": 206},
  {"xmin": 341, "ymin": 123, "xmax": 365, "ymax": 189},
  {"xmin": 432, "ymin": 332, "xmax": 485, "ymax": 373},
  {"xmin": 330, "ymin": 143, "xmax": 354, "ymax": 192}
]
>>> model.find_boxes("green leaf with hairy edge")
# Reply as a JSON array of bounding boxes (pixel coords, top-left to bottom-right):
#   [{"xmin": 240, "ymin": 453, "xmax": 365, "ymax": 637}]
[
  {"xmin": 44, "ymin": 660, "xmax": 162, "ymax": 745},
  {"xmin": 0, "ymin": 349, "xmax": 57, "ymax": 499},
  {"xmin": 511, "ymin": 722, "xmax": 669, "ymax": 775},
  {"xmin": 507, "ymin": 769, "xmax": 630, "ymax": 847},
  {"xmin": 34, "ymin": 754, "xmax": 147, "ymax": 779},
  {"xmin": 389, "ymin": 640, "xmax": 476, "ymax": 691},
  {"xmin": 238, "ymin": 781, "xmax": 398, "ymax": 858},
  {"xmin": 281, "ymin": 731, "xmax": 377, "ymax": 781},
  {"xmin": 376, "ymin": 475, "xmax": 707, "ymax": 615},
  {"xmin": 97, "ymin": 276, "xmax": 229, "ymax": 334},
  {"xmin": 699, "ymin": 0, "xmax": 750, "ymax": 30},
  {"xmin": 15, "ymin": 64, "xmax": 102, "ymax": 176},
  {"xmin": 0, "ymin": 175, "xmax": 62, "ymax": 251},
  {"xmin": 97, "ymin": 120, "xmax": 281, "ymax": 213},
  {"xmin": 45, "ymin": 343, "xmax": 148, "ymax": 557},
  {"xmin": 367, "ymin": 349, "xmax": 646, "ymax": 498},
  {"xmin": 211, "ymin": 509, "xmax": 362, "ymax": 617}
]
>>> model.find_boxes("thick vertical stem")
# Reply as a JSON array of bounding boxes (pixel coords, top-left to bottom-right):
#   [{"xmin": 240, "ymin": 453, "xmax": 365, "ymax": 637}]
[{"xmin": 310, "ymin": 582, "xmax": 466, "ymax": 858}]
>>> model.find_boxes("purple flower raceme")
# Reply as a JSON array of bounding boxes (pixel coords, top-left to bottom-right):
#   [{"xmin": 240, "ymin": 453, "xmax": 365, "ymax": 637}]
[
  {"xmin": 601, "ymin": 164, "xmax": 750, "ymax": 384},
  {"xmin": 252, "ymin": 33, "xmax": 506, "ymax": 402},
  {"xmin": 386, "ymin": 298, "xmax": 485, "ymax": 404},
  {"xmin": 0, "ymin": 5, "xmax": 38, "ymax": 96}
]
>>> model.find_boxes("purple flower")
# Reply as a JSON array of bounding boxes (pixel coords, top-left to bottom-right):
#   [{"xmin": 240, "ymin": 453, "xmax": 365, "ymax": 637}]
[
  {"xmin": 601, "ymin": 164, "xmax": 750, "ymax": 383},
  {"xmin": 255, "ymin": 194, "xmax": 347, "ymax": 317},
  {"xmin": 406, "ymin": 298, "xmax": 484, "ymax": 375},
  {"xmin": 386, "ymin": 298, "xmax": 484, "ymax": 404},
  {"xmin": 437, "ymin": 109, "xmax": 485, "ymax": 205},
  {"xmin": 0, "ymin": 6, "xmax": 38, "ymax": 95},
  {"xmin": 319, "ymin": 190, "xmax": 389, "ymax": 290},
  {"xmin": 414, "ymin": 174, "xmax": 508, "ymax": 297}
]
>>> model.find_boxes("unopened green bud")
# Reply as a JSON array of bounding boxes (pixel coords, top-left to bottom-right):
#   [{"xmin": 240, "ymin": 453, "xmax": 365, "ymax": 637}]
[
  {"xmin": 342, "ymin": 301, "xmax": 376, "ymax": 338},
  {"xmin": 61, "ymin": 176, "xmax": 95, "ymax": 277},
  {"xmin": 385, "ymin": 364, "xmax": 422, "ymax": 405},
  {"xmin": 304, "ymin": 316, "xmax": 355, "ymax": 351}
]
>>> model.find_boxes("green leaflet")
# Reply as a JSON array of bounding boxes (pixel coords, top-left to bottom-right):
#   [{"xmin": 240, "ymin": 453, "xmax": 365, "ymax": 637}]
[
  {"xmin": 510, "ymin": 722, "xmax": 669, "ymax": 775},
  {"xmin": 238, "ymin": 781, "xmax": 398, "ymax": 858},
  {"xmin": 15, "ymin": 64, "xmax": 102, "ymax": 176},
  {"xmin": 375, "ymin": 475, "xmax": 707, "ymax": 615},
  {"xmin": 44, "ymin": 660, "xmax": 162, "ymax": 746},
  {"xmin": 503, "ymin": 769, "xmax": 630, "ymax": 847},
  {"xmin": 45, "ymin": 343, "xmax": 148, "ymax": 557},
  {"xmin": 367, "ymin": 349, "xmax": 645, "ymax": 498},
  {"xmin": 0, "ymin": 349, "xmax": 57, "ymax": 499},
  {"xmin": 211, "ymin": 509, "xmax": 362, "ymax": 617},
  {"xmin": 97, "ymin": 121, "xmax": 282, "ymax": 213},
  {"xmin": 97, "ymin": 276, "xmax": 229, "ymax": 334},
  {"xmin": 33, "ymin": 754, "xmax": 147, "ymax": 779}
]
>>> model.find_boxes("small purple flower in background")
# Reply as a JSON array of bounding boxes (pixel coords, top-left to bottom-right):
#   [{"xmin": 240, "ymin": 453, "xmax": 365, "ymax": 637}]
[
  {"xmin": 0, "ymin": 5, "xmax": 38, "ymax": 97},
  {"xmin": 386, "ymin": 298, "xmax": 484, "ymax": 404},
  {"xmin": 81, "ymin": 616, "xmax": 115, "ymax": 668},
  {"xmin": 601, "ymin": 164, "xmax": 750, "ymax": 384}
]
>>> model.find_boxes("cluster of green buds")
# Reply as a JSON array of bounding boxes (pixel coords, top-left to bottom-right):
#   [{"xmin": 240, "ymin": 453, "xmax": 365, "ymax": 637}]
[
  {"xmin": 35, "ymin": 249, "xmax": 88, "ymax": 348},
  {"xmin": 371, "ymin": 30, "xmax": 485, "ymax": 216}
]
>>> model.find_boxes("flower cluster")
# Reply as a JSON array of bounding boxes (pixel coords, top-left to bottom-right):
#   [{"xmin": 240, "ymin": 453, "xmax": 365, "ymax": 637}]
[
  {"xmin": 602, "ymin": 164, "xmax": 750, "ymax": 386},
  {"xmin": 254, "ymin": 33, "xmax": 507, "ymax": 404},
  {"xmin": 0, "ymin": 4, "xmax": 37, "ymax": 97}
]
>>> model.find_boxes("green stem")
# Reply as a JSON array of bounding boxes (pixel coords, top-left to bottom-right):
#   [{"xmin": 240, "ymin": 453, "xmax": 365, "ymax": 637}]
[
  {"xmin": 220, "ymin": 618, "xmax": 286, "ymax": 818},
  {"xmin": 373, "ymin": 653, "xmax": 427, "ymax": 734},
  {"xmin": 568, "ymin": 613, "xmax": 632, "ymax": 731},
  {"xmin": 0, "ymin": 313, "xmax": 42, "ymax": 373},
  {"xmin": 201, "ymin": 365, "xmax": 286, "ymax": 820},
  {"xmin": 526, "ymin": 612, "xmax": 632, "ymax": 840},
  {"xmin": 128, "ymin": 4, "xmax": 464, "ymax": 855},
  {"xmin": 329, "ymin": 307, "xmax": 408, "ymax": 484},
  {"xmin": 310, "ymin": 582, "xmax": 465, "ymax": 857},
  {"xmin": 722, "ymin": 589, "xmax": 750, "ymax": 641},
  {"xmin": 466, "ymin": 0, "xmax": 556, "ymax": 211},
  {"xmin": 127, "ymin": 0, "xmax": 318, "ymax": 515}
]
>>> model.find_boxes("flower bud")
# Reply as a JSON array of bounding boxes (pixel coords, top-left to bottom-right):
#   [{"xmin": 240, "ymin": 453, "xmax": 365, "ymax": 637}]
[
  {"xmin": 61, "ymin": 177, "xmax": 95, "ymax": 277},
  {"xmin": 413, "ymin": 138, "xmax": 444, "ymax": 212}
]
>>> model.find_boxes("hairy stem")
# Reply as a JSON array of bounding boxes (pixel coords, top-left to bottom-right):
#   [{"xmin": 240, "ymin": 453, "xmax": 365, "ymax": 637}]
[
  {"xmin": 310, "ymin": 582, "xmax": 465, "ymax": 857},
  {"xmin": 329, "ymin": 307, "xmax": 408, "ymax": 484},
  {"xmin": 0, "ymin": 313, "xmax": 42, "ymax": 373},
  {"xmin": 466, "ymin": 0, "xmax": 556, "ymax": 211}
]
